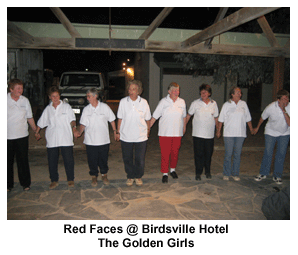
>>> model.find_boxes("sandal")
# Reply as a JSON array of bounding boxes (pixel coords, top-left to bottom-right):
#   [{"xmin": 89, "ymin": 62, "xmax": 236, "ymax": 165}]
[{"xmin": 23, "ymin": 187, "xmax": 31, "ymax": 191}]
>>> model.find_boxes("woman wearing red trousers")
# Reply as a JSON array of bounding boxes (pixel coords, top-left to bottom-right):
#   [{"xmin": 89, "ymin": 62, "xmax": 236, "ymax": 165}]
[{"xmin": 150, "ymin": 82, "xmax": 187, "ymax": 183}]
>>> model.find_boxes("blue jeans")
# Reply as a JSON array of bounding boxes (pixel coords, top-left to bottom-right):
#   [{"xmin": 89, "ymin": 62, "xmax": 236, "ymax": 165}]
[
  {"xmin": 223, "ymin": 137, "xmax": 245, "ymax": 176},
  {"xmin": 260, "ymin": 134, "xmax": 290, "ymax": 178}
]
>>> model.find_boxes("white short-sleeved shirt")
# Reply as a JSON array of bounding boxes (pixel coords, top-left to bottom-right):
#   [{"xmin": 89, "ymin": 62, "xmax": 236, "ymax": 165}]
[
  {"xmin": 117, "ymin": 96, "xmax": 151, "ymax": 142},
  {"xmin": 7, "ymin": 93, "xmax": 33, "ymax": 140},
  {"xmin": 188, "ymin": 98, "xmax": 219, "ymax": 139},
  {"xmin": 218, "ymin": 100, "xmax": 252, "ymax": 137},
  {"xmin": 37, "ymin": 100, "xmax": 76, "ymax": 148},
  {"xmin": 262, "ymin": 101, "xmax": 290, "ymax": 137},
  {"xmin": 152, "ymin": 95, "xmax": 187, "ymax": 137},
  {"xmin": 80, "ymin": 102, "xmax": 116, "ymax": 145}
]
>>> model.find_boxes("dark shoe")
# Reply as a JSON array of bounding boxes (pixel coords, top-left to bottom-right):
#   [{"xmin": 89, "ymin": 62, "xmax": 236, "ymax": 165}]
[
  {"xmin": 49, "ymin": 182, "xmax": 59, "ymax": 189},
  {"xmin": 206, "ymin": 174, "xmax": 212, "ymax": 179},
  {"xmin": 170, "ymin": 171, "xmax": 178, "ymax": 179},
  {"xmin": 91, "ymin": 176, "xmax": 98, "ymax": 187},
  {"xmin": 162, "ymin": 175, "xmax": 168, "ymax": 183},
  {"xmin": 101, "ymin": 174, "xmax": 110, "ymax": 185},
  {"xmin": 195, "ymin": 175, "xmax": 201, "ymax": 181},
  {"xmin": 68, "ymin": 181, "xmax": 75, "ymax": 187}
]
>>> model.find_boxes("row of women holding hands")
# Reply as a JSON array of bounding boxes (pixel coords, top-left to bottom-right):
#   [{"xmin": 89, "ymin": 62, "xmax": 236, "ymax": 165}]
[{"xmin": 7, "ymin": 78, "xmax": 290, "ymax": 191}]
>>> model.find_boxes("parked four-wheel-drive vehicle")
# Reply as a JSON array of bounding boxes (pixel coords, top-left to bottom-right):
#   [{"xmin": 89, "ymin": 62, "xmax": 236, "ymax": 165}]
[{"xmin": 59, "ymin": 71, "xmax": 108, "ymax": 115}]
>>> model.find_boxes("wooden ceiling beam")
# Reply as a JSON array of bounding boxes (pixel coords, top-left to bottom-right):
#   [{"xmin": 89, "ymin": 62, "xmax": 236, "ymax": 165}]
[
  {"xmin": 7, "ymin": 20, "xmax": 35, "ymax": 44},
  {"xmin": 257, "ymin": 16, "xmax": 280, "ymax": 47},
  {"xmin": 139, "ymin": 7, "xmax": 174, "ymax": 40},
  {"xmin": 7, "ymin": 36, "xmax": 289, "ymax": 58},
  {"xmin": 181, "ymin": 7, "xmax": 280, "ymax": 48},
  {"xmin": 204, "ymin": 7, "xmax": 229, "ymax": 48},
  {"xmin": 49, "ymin": 7, "xmax": 82, "ymax": 38}
]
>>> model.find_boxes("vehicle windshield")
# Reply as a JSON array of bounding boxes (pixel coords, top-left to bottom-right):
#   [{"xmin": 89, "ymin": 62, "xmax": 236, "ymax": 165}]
[{"xmin": 60, "ymin": 74, "xmax": 100, "ymax": 87}]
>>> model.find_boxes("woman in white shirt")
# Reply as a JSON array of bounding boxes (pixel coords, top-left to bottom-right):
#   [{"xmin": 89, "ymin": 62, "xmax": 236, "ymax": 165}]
[
  {"xmin": 7, "ymin": 78, "xmax": 38, "ymax": 192},
  {"xmin": 79, "ymin": 88, "xmax": 116, "ymax": 186},
  {"xmin": 185, "ymin": 84, "xmax": 219, "ymax": 180},
  {"xmin": 216, "ymin": 86, "xmax": 254, "ymax": 181},
  {"xmin": 116, "ymin": 80, "xmax": 151, "ymax": 187},
  {"xmin": 35, "ymin": 86, "xmax": 80, "ymax": 189},
  {"xmin": 254, "ymin": 90, "xmax": 290, "ymax": 185},
  {"xmin": 150, "ymin": 82, "xmax": 187, "ymax": 183}
]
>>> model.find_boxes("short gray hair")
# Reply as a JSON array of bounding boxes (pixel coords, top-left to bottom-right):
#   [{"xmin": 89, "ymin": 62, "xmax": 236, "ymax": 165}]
[
  {"xmin": 168, "ymin": 82, "xmax": 179, "ymax": 91},
  {"xmin": 86, "ymin": 88, "xmax": 99, "ymax": 98},
  {"xmin": 126, "ymin": 80, "xmax": 143, "ymax": 95}
]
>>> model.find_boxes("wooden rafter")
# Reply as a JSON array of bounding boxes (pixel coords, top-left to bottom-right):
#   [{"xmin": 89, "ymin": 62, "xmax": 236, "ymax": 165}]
[
  {"xmin": 257, "ymin": 16, "xmax": 280, "ymax": 47},
  {"xmin": 50, "ymin": 7, "xmax": 82, "ymax": 38},
  {"xmin": 7, "ymin": 7, "xmax": 289, "ymax": 58},
  {"xmin": 7, "ymin": 35, "xmax": 289, "ymax": 58},
  {"xmin": 204, "ymin": 7, "xmax": 229, "ymax": 48},
  {"xmin": 181, "ymin": 7, "xmax": 280, "ymax": 48},
  {"xmin": 139, "ymin": 7, "xmax": 174, "ymax": 40},
  {"xmin": 7, "ymin": 20, "xmax": 35, "ymax": 44}
]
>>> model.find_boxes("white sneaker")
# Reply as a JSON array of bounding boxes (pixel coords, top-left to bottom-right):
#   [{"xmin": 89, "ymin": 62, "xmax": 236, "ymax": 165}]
[
  {"xmin": 232, "ymin": 176, "xmax": 241, "ymax": 181},
  {"xmin": 223, "ymin": 176, "xmax": 229, "ymax": 181},
  {"xmin": 273, "ymin": 177, "xmax": 283, "ymax": 185},
  {"xmin": 254, "ymin": 174, "xmax": 266, "ymax": 181},
  {"xmin": 135, "ymin": 178, "xmax": 143, "ymax": 186},
  {"xmin": 126, "ymin": 179, "xmax": 134, "ymax": 186}
]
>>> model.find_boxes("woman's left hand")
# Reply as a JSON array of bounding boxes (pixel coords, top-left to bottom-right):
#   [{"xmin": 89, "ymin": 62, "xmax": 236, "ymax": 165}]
[{"xmin": 73, "ymin": 129, "xmax": 81, "ymax": 139}]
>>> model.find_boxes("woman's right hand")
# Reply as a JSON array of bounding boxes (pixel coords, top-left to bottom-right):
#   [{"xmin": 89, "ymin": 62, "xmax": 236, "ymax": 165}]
[{"xmin": 35, "ymin": 133, "xmax": 41, "ymax": 141}]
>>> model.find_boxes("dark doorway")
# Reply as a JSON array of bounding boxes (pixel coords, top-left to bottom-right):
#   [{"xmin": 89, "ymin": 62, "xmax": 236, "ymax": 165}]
[{"xmin": 247, "ymin": 83, "xmax": 262, "ymax": 113}]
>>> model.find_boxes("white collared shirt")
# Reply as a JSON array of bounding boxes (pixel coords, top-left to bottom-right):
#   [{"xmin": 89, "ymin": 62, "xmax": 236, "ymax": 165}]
[
  {"xmin": 7, "ymin": 93, "xmax": 33, "ymax": 140},
  {"xmin": 37, "ymin": 100, "xmax": 76, "ymax": 148},
  {"xmin": 218, "ymin": 100, "xmax": 252, "ymax": 137},
  {"xmin": 80, "ymin": 102, "xmax": 116, "ymax": 145},
  {"xmin": 117, "ymin": 96, "xmax": 151, "ymax": 142},
  {"xmin": 188, "ymin": 98, "xmax": 219, "ymax": 138},
  {"xmin": 262, "ymin": 101, "xmax": 290, "ymax": 137},
  {"xmin": 152, "ymin": 95, "xmax": 187, "ymax": 137}
]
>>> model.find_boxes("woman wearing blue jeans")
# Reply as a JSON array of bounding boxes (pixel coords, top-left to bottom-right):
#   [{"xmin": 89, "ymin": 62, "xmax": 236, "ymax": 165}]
[
  {"xmin": 254, "ymin": 90, "xmax": 290, "ymax": 185},
  {"xmin": 216, "ymin": 87, "xmax": 255, "ymax": 181}
]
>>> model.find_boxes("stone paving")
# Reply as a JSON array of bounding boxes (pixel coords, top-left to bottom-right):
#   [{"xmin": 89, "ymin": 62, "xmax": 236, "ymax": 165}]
[{"xmin": 7, "ymin": 174, "xmax": 290, "ymax": 220}]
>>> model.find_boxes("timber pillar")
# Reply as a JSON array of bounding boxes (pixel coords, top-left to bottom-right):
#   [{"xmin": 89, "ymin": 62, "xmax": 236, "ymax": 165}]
[{"xmin": 272, "ymin": 56, "xmax": 285, "ymax": 100}]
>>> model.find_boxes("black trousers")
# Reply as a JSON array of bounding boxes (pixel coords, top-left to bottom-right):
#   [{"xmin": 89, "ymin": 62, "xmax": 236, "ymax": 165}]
[
  {"xmin": 47, "ymin": 146, "xmax": 74, "ymax": 182},
  {"xmin": 121, "ymin": 140, "xmax": 147, "ymax": 179},
  {"xmin": 86, "ymin": 144, "xmax": 110, "ymax": 177},
  {"xmin": 193, "ymin": 137, "xmax": 214, "ymax": 176},
  {"xmin": 7, "ymin": 136, "xmax": 31, "ymax": 189}
]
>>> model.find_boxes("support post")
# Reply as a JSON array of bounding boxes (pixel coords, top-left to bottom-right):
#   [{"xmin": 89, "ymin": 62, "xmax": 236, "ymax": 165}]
[{"xmin": 272, "ymin": 56, "xmax": 285, "ymax": 100}]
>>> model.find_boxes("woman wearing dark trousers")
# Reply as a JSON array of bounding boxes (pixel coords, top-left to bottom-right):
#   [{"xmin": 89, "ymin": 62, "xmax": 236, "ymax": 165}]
[
  {"xmin": 35, "ymin": 86, "xmax": 80, "ymax": 189},
  {"xmin": 79, "ymin": 88, "xmax": 116, "ymax": 186},
  {"xmin": 116, "ymin": 80, "xmax": 151, "ymax": 187},
  {"xmin": 7, "ymin": 78, "xmax": 38, "ymax": 191},
  {"xmin": 184, "ymin": 84, "xmax": 219, "ymax": 180}
]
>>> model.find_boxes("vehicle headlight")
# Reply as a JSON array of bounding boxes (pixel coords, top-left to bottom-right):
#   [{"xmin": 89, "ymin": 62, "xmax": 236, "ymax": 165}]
[
  {"xmin": 78, "ymin": 98, "xmax": 85, "ymax": 105},
  {"xmin": 63, "ymin": 98, "xmax": 69, "ymax": 104}
]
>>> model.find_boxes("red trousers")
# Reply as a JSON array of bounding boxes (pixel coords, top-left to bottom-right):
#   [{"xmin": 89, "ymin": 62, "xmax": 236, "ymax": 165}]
[{"xmin": 159, "ymin": 136, "xmax": 182, "ymax": 173}]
